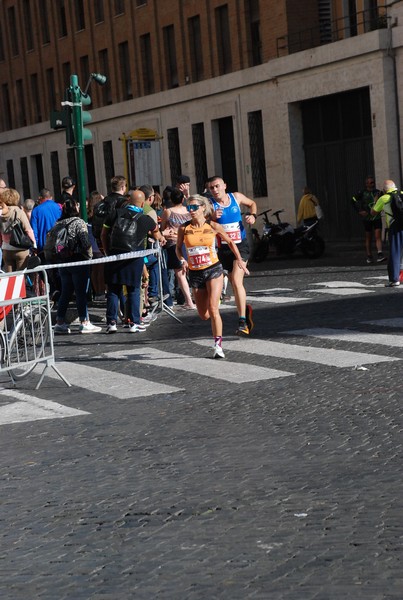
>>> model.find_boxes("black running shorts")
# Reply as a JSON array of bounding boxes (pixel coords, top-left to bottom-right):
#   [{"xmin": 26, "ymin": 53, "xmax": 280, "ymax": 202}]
[
  {"xmin": 218, "ymin": 238, "xmax": 249, "ymax": 272},
  {"xmin": 188, "ymin": 262, "xmax": 224, "ymax": 289}
]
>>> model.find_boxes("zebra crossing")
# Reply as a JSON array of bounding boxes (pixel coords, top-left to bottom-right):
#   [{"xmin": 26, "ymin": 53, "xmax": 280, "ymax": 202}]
[
  {"xmin": 0, "ymin": 389, "xmax": 89, "ymax": 425},
  {"xmin": 1, "ymin": 314, "xmax": 403, "ymax": 425},
  {"xmin": 243, "ymin": 277, "xmax": 388, "ymax": 304}
]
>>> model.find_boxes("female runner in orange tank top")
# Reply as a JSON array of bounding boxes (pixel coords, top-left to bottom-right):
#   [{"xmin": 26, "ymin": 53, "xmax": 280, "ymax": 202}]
[{"xmin": 176, "ymin": 194, "xmax": 249, "ymax": 359}]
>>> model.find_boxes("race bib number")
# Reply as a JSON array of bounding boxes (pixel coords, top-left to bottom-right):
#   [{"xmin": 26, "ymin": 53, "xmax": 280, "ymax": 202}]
[
  {"xmin": 221, "ymin": 222, "xmax": 241, "ymax": 244},
  {"xmin": 188, "ymin": 246, "xmax": 212, "ymax": 269}
]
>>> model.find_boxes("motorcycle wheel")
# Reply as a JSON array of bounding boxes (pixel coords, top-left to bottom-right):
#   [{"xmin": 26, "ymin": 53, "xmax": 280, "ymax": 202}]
[
  {"xmin": 275, "ymin": 232, "xmax": 295, "ymax": 255},
  {"xmin": 301, "ymin": 236, "xmax": 325, "ymax": 258},
  {"xmin": 252, "ymin": 238, "xmax": 269, "ymax": 262}
]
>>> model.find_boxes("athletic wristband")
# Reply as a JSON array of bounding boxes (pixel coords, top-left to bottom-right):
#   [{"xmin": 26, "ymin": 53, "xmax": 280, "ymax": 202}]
[{"xmin": 246, "ymin": 212, "xmax": 257, "ymax": 218}]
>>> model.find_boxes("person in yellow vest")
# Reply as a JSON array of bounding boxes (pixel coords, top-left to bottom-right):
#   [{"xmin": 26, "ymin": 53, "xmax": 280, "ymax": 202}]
[
  {"xmin": 176, "ymin": 194, "xmax": 249, "ymax": 359},
  {"xmin": 297, "ymin": 186, "xmax": 321, "ymax": 226}
]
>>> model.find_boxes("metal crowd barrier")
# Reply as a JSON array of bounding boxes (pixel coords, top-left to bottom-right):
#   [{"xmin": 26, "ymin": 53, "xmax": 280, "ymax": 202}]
[
  {"xmin": 0, "ymin": 245, "xmax": 180, "ymax": 390},
  {"xmin": 38, "ymin": 243, "xmax": 182, "ymax": 323},
  {"xmin": 0, "ymin": 266, "xmax": 70, "ymax": 389}
]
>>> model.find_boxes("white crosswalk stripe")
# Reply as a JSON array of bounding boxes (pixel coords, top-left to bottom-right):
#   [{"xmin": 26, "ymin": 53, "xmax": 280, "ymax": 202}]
[
  {"xmin": 247, "ymin": 288, "xmax": 312, "ymax": 304},
  {"xmin": 193, "ymin": 338, "xmax": 397, "ymax": 367},
  {"xmin": 310, "ymin": 281, "xmax": 370, "ymax": 288},
  {"xmin": 103, "ymin": 347, "xmax": 294, "ymax": 383},
  {"xmin": 0, "ymin": 389, "xmax": 89, "ymax": 425},
  {"xmin": 306, "ymin": 288, "xmax": 375, "ymax": 296},
  {"xmin": 246, "ymin": 280, "xmax": 381, "ymax": 303},
  {"xmin": 284, "ymin": 327, "xmax": 403, "ymax": 348},
  {"xmin": 305, "ymin": 280, "xmax": 377, "ymax": 295},
  {"xmin": 46, "ymin": 360, "xmax": 183, "ymax": 398},
  {"xmin": 247, "ymin": 294, "xmax": 308, "ymax": 304},
  {"xmin": 3, "ymin": 306, "xmax": 402, "ymax": 426}
]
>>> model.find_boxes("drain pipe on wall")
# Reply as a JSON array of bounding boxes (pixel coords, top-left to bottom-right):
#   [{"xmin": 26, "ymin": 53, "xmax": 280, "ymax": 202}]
[{"xmin": 387, "ymin": 1, "xmax": 403, "ymax": 187}]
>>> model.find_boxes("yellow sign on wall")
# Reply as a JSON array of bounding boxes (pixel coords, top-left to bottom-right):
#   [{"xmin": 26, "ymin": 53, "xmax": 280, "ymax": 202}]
[{"xmin": 122, "ymin": 128, "xmax": 162, "ymax": 141}]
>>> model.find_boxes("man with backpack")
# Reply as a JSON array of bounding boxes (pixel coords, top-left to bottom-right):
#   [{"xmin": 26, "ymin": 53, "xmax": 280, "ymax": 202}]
[
  {"xmin": 371, "ymin": 179, "xmax": 403, "ymax": 287},
  {"xmin": 91, "ymin": 175, "xmax": 128, "ymax": 243},
  {"xmin": 101, "ymin": 189, "xmax": 166, "ymax": 333}
]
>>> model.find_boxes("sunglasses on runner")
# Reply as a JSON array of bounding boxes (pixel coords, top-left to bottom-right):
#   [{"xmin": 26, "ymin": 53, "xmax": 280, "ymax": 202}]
[{"xmin": 186, "ymin": 204, "xmax": 202, "ymax": 211}]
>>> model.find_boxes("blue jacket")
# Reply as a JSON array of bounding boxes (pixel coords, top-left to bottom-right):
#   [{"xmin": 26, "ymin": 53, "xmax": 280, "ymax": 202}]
[{"xmin": 31, "ymin": 200, "xmax": 62, "ymax": 252}]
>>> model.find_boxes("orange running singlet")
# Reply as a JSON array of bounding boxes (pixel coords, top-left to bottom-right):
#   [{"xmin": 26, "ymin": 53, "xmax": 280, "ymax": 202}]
[{"xmin": 183, "ymin": 222, "xmax": 219, "ymax": 270}]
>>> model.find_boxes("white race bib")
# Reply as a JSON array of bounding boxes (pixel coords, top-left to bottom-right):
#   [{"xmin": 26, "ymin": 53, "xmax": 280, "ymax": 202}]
[
  {"xmin": 221, "ymin": 222, "xmax": 241, "ymax": 244},
  {"xmin": 188, "ymin": 246, "xmax": 212, "ymax": 269}
]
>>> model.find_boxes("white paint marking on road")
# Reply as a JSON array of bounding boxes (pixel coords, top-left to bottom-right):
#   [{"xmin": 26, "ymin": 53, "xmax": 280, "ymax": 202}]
[
  {"xmin": 309, "ymin": 281, "xmax": 369, "ymax": 288},
  {"xmin": 363, "ymin": 276, "xmax": 389, "ymax": 281},
  {"xmin": 103, "ymin": 347, "xmax": 294, "ymax": 383},
  {"xmin": 285, "ymin": 327, "xmax": 403, "ymax": 348},
  {"xmin": 363, "ymin": 318, "xmax": 403, "ymax": 328},
  {"xmin": 306, "ymin": 288, "xmax": 375, "ymax": 296},
  {"xmin": 246, "ymin": 295, "xmax": 307, "ymax": 304},
  {"xmin": 217, "ymin": 303, "xmax": 237, "ymax": 310},
  {"xmin": 193, "ymin": 338, "xmax": 397, "ymax": 368},
  {"xmin": 46, "ymin": 361, "xmax": 183, "ymax": 398},
  {"xmin": 250, "ymin": 288, "xmax": 294, "ymax": 293},
  {"xmin": 0, "ymin": 389, "xmax": 89, "ymax": 425}
]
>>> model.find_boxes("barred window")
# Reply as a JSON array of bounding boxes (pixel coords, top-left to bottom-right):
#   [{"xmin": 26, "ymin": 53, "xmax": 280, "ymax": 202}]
[
  {"xmin": 248, "ymin": 111, "xmax": 267, "ymax": 197},
  {"xmin": 167, "ymin": 128, "xmax": 181, "ymax": 184},
  {"xmin": 103, "ymin": 141, "xmax": 115, "ymax": 192},
  {"xmin": 51, "ymin": 151, "xmax": 61, "ymax": 202},
  {"xmin": 192, "ymin": 123, "xmax": 207, "ymax": 194},
  {"xmin": 20, "ymin": 157, "xmax": 30, "ymax": 199}
]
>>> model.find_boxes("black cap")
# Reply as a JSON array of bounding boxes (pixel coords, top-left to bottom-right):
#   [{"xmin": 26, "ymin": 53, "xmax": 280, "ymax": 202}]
[
  {"xmin": 175, "ymin": 174, "xmax": 190, "ymax": 185},
  {"xmin": 62, "ymin": 176, "xmax": 75, "ymax": 189}
]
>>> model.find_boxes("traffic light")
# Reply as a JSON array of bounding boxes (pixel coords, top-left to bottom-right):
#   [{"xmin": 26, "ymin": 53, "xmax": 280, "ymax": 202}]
[
  {"xmin": 79, "ymin": 73, "xmax": 106, "ymax": 143},
  {"xmin": 80, "ymin": 92, "xmax": 92, "ymax": 142},
  {"xmin": 50, "ymin": 88, "xmax": 75, "ymax": 146},
  {"xmin": 62, "ymin": 88, "xmax": 75, "ymax": 146}
]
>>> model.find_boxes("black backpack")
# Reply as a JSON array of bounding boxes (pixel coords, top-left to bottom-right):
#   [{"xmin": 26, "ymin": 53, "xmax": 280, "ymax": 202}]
[
  {"xmin": 389, "ymin": 190, "xmax": 403, "ymax": 230},
  {"xmin": 44, "ymin": 219, "xmax": 77, "ymax": 263},
  {"xmin": 92, "ymin": 199, "xmax": 112, "ymax": 240},
  {"xmin": 110, "ymin": 208, "xmax": 142, "ymax": 253}
]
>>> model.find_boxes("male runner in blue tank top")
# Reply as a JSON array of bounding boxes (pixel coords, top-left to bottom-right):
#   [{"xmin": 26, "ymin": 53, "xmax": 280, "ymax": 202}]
[{"xmin": 207, "ymin": 175, "xmax": 257, "ymax": 335}]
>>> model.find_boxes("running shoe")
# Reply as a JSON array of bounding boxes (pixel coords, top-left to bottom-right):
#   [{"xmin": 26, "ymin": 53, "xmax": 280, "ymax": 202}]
[
  {"xmin": 80, "ymin": 322, "xmax": 102, "ymax": 334},
  {"xmin": 246, "ymin": 304, "xmax": 254, "ymax": 334},
  {"xmin": 376, "ymin": 253, "xmax": 386, "ymax": 263},
  {"xmin": 384, "ymin": 281, "xmax": 400, "ymax": 287},
  {"xmin": 213, "ymin": 344, "xmax": 225, "ymax": 359},
  {"xmin": 366, "ymin": 256, "xmax": 373, "ymax": 264},
  {"xmin": 128, "ymin": 323, "xmax": 147, "ymax": 333},
  {"xmin": 236, "ymin": 319, "xmax": 250, "ymax": 336},
  {"xmin": 142, "ymin": 313, "xmax": 158, "ymax": 324},
  {"xmin": 54, "ymin": 323, "xmax": 71, "ymax": 335},
  {"xmin": 106, "ymin": 322, "xmax": 118, "ymax": 334}
]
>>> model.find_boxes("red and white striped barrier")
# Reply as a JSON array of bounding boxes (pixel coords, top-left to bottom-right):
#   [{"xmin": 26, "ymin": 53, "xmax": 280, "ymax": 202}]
[{"xmin": 0, "ymin": 274, "xmax": 26, "ymax": 320}]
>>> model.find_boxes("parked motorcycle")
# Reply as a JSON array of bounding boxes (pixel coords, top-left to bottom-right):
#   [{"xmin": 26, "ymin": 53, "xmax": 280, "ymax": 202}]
[{"xmin": 251, "ymin": 209, "xmax": 325, "ymax": 262}]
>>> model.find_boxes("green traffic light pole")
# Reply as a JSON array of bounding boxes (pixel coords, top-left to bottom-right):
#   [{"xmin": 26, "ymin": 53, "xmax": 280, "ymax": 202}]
[{"xmin": 70, "ymin": 74, "xmax": 88, "ymax": 222}]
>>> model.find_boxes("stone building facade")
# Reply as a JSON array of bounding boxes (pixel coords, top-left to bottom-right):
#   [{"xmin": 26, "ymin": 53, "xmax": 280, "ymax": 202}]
[{"xmin": 0, "ymin": 0, "xmax": 400, "ymax": 240}]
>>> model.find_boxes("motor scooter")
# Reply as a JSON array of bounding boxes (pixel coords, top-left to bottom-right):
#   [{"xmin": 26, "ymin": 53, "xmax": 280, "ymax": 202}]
[{"xmin": 251, "ymin": 209, "xmax": 325, "ymax": 262}]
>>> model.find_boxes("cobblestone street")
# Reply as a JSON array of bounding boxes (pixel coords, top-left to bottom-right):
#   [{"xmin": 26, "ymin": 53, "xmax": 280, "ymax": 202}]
[{"xmin": 1, "ymin": 254, "xmax": 402, "ymax": 599}]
